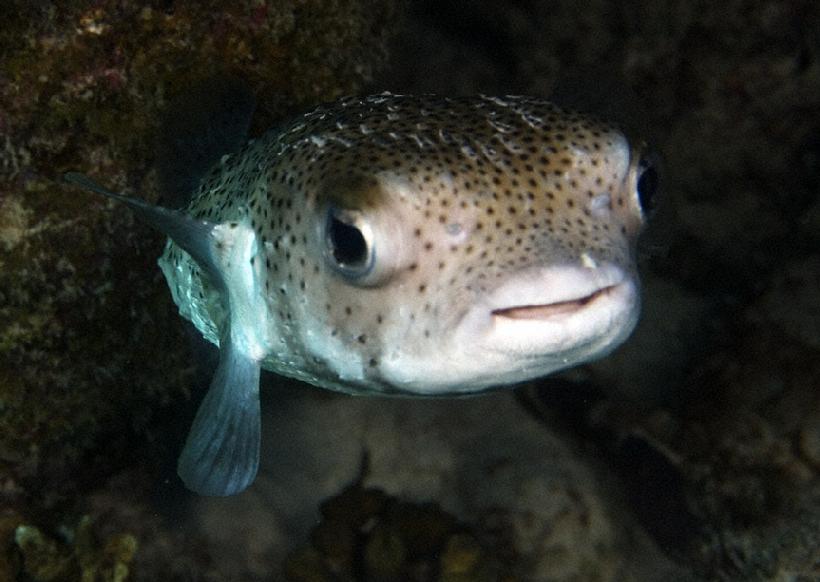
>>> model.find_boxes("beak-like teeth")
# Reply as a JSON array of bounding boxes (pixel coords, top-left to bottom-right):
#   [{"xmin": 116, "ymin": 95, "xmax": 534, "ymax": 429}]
[{"xmin": 491, "ymin": 285, "xmax": 618, "ymax": 321}]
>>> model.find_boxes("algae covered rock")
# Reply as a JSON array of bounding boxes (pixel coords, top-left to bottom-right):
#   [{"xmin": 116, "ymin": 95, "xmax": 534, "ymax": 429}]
[
  {"xmin": 284, "ymin": 481, "xmax": 511, "ymax": 582},
  {"xmin": 0, "ymin": 1, "xmax": 398, "ymax": 578},
  {"xmin": 0, "ymin": 0, "xmax": 396, "ymax": 497},
  {"xmin": 13, "ymin": 516, "xmax": 137, "ymax": 582}
]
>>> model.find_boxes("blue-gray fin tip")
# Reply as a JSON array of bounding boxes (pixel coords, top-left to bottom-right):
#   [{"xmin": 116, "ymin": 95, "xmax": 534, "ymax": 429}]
[
  {"xmin": 63, "ymin": 172, "xmax": 220, "ymax": 280},
  {"xmin": 177, "ymin": 333, "xmax": 261, "ymax": 496},
  {"xmin": 63, "ymin": 172, "xmax": 262, "ymax": 496}
]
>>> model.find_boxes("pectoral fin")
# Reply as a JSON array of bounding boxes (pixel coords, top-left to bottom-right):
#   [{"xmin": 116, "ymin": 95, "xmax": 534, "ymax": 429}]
[
  {"xmin": 63, "ymin": 173, "xmax": 223, "ymax": 285},
  {"xmin": 65, "ymin": 172, "xmax": 264, "ymax": 496},
  {"xmin": 177, "ymin": 331, "xmax": 261, "ymax": 496}
]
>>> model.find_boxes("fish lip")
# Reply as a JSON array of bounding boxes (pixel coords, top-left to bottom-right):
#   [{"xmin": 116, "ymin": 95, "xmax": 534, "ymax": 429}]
[
  {"xmin": 453, "ymin": 262, "xmax": 639, "ymax": 358},
  {"xmin": 480, "ymin": 262, "xmax": 629, "ymax": 317},
  {"xmin": 490, "ymin": 283, "xmax": 621, "ymax": 322}
]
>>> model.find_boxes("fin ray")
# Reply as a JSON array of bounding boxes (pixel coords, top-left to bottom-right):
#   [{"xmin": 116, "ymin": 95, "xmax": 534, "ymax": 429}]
[
  {"xmin": 63, "ymin": 173, "xmax": 222, "ymax": 283},
  {"xmin": 177, "ymin": 332, "xmax": 261, "ymax": 496},
  {"xmin": 65, "ymin": 172, "xmax": 265, "ymax": 496}
]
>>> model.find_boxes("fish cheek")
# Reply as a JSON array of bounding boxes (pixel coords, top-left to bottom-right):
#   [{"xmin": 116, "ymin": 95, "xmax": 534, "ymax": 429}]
[{"xmin": 309, "ymin": 277, "xmax": 384, "ymax": 373}]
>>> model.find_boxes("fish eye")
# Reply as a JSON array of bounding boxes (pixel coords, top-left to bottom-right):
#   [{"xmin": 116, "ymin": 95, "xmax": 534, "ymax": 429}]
[
  {"xmin": 324, "ymin": 207, "xmax": 374, "ymax": 279},
  {"xmin": 636, "ymin": 153, "xmax": 660, "ymax": 215}
]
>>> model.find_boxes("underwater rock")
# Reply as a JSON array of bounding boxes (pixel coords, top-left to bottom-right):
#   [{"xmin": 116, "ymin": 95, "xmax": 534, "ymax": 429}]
[
  {"xmin": 284, "ymin": 481, "xmax": 509, "ymax": 582},
  {"xmin": 15, "ymin": 524, "xmax": 74, "ymax": 581},
  {"xmin": 192, "ymin": 389, "xmax": 680, "ymax": 581},
  {"xmin": 377, "ymin": 3, "xmax": 820, "ymax": 580},
  {"xmin": 3, "ymin": 1, "xmax": 819, "ymax": 580},
  {"xmin": 0, "ymin": 1, "xmax": 398, "ymax": 579},
  {"xmin": 0, "ymin": 511, "xmax": 25, "ymax": 579},
  {"xmin": 0, "ymin": 0, "xmax": 397, "ymax": 507},
  {"xmin": 592, "ymin": 258, "xmax": 820, "ymax": 579},
  {"xmin": 747, "ymin": 255, "xmax": 820, "ymax": 351},
  {"xmin": 13, "ymin": 516, "xmax": 137, "ymax": 582}
]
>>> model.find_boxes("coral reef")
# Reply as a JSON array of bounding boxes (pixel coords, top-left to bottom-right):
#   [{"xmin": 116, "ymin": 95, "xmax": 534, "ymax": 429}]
[
  {"xmin": 380, "ymin": 0, "xmax": 820, "ymax": 579},
  {"xmin": 581, "ymin": 290, "xmax": 820, "ymax": 579},
  {"xmin": 12, "ymin": 516, "xmax": 137, "ymax": 582},
  {"xmin": 0, "ymin": 0, "xmax": 396, "ymax": 484},
  {"xmin": 284, "ymin": 481, "xmax": 512, "ymax": 581},
  {"xmin": 1, "ymin": 0, "xmax": 819, "ymax": 580},
  {"xmin": 0, "ymin": 0, "xmax": 396, "ymax": 579},
  {"xmin": 190, "ymin": 387, "xmax": 679, "ymax": 581}
]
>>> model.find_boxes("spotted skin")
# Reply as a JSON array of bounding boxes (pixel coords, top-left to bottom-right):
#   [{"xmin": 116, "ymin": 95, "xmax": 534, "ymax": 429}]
[{"xmin": 161, "ymin": 93, "xmax": 650, "ymax": 395}]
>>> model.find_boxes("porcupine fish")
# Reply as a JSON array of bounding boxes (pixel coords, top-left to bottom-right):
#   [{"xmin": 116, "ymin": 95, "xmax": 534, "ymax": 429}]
[{"xmin": 65, "ymin": 92, "xmax": 658, "ymax": 496}]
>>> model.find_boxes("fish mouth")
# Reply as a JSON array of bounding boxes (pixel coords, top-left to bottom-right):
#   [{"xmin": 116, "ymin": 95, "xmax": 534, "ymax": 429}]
[
  {"xmin": 378, "ymin": 265, "xmax": 640, "ymax": 395},
  {"xmin": 454, "ymin": 263, "xmax": 639, "ymax": 360},
  {"xmin": 491, "ymin": 284, "xmax": 620, "ymax": 321}
]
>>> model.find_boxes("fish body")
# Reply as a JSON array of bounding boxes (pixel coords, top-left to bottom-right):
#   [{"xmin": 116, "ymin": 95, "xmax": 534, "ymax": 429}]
[
  {"xmin": 66, "ymin": 92, "xmax": 656, "ymax": 495},
  {"xmin": 165, "ymin": 93, "xmax": 649, "ymax": 392}
]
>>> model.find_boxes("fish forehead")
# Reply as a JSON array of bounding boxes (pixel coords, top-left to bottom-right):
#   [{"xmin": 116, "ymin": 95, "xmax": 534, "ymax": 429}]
[
  {"xmin": 294, "ymin": 93, "xmax": 613, "ymax": 135},
  {"xmin": 268, "ymin": 93, "xmax": 636, "ymax": 265},
  {"xmin": 278, "ymin": 94, "xmax": 625, "ymax": 169},
  {"xmin": 249, "ymin": 94, "xmax": 640, "ymax": 330}
]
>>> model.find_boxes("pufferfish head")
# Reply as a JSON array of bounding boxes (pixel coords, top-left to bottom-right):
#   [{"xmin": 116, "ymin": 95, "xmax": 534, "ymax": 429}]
[{"xmin": 262, "ymin": 96, "xmax": 658, "ymax": 394}]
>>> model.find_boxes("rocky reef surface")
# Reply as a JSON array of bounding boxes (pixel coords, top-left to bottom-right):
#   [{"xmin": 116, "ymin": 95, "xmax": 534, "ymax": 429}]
[
  {"xmin": 2, "ymin": 1, "xmax": 818, "ymax": 580},
  {"xmin": 0, "ymin": 1, "xmax": 397, "ymax": 579}
]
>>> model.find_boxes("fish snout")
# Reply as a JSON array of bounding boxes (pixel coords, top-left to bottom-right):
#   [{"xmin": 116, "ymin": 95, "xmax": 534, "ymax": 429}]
[{"xmin": 458, "ymin": 261, "xmax": 640, "ymax": 362}]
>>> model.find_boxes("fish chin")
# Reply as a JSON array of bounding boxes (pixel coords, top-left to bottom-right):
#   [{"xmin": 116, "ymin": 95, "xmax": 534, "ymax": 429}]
[{"xmin": 379, "ymin": 263, "xmax": 640, "ymax": 394}]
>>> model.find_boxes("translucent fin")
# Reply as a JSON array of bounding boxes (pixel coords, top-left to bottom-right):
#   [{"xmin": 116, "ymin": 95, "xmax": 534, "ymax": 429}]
[
  {"xmin": 65, "ymin": 172, "xmax": 264, "ymax": 495},
  {"xmin": 177, "ymin": 331, "xmax": 261, "ymax": 496},
  {"xmin": 63, "ymin": 173, "xmax": 222, "ymax": 284}
]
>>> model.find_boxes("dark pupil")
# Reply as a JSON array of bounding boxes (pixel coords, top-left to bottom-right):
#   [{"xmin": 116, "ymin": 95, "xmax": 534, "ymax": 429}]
[
  {"xmin": 637, "ymin": 163, "xmax": 659, "ymax": 213},
  {"xmin": 329, "ymin": 215, "xmax": 367, "ymax": 266}
]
